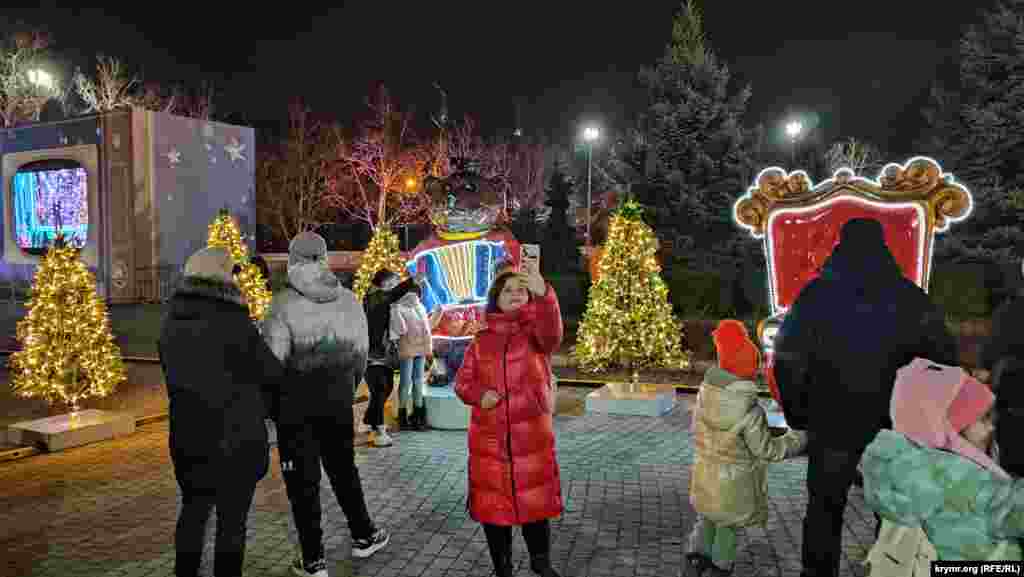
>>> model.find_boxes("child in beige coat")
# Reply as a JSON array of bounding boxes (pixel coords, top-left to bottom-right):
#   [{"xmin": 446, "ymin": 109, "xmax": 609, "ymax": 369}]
[{"xmin": 686, "ymin": 320, "xmax": 807, "ymax": 576}]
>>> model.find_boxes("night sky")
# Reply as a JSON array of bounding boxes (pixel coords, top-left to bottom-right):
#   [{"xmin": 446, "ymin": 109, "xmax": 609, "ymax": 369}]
[{"xmin": 3, "ymin": 1, "xmax": 996, "ymax": 157}]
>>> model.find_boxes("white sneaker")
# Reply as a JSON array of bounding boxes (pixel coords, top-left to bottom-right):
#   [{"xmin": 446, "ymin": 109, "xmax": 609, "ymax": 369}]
[
  {"xmin": 371, "ymin": 426, "xmax": 392, "ymax": 447},
  {"xmin": 352, "ymin": 527, "xmax": 390, "ymax": 558}
]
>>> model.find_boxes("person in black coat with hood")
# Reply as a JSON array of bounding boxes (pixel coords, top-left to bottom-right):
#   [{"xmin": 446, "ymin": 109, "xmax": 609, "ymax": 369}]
[
  {"xmin": 158, "ymin": 246, "xmax": 285, "ymax": 577},
  {"xmin": 772, "ymin": 218, "xmax": 958, "ymax": 577},
  {"xmin": 980, "ymin": 257, "xmax": 1024, "ymax": 477}
]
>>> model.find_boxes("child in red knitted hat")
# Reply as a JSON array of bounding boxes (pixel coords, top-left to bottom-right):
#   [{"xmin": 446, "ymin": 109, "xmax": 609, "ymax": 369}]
[{"xmin": 685, "ymin": 320, "xmax": 807, "ymax": 576}]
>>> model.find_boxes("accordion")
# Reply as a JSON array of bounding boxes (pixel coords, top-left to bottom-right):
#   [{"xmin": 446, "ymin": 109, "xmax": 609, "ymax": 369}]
[{"xmin": 406, "ymin": 239, "xmax": 511, "ymax": 314}]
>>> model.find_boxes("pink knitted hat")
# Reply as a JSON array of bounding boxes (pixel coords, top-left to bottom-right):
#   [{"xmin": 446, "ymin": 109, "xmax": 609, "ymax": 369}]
[{"xmin": 890, "ymin": 358, "xmax": 1006, "ymax": 479}]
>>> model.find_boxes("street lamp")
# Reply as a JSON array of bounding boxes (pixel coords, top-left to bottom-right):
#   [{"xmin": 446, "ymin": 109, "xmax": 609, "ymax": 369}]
[
  {"xmin": 27, "ymin": 68, "xmax": 55, "ymax": 91},
  {"xmin": 785, "ymin": 120, "xmax": 803, "ymax": 166},
  {"xmin": 582, "ymin": 125, "xmax": 600, "ymax": 246}
]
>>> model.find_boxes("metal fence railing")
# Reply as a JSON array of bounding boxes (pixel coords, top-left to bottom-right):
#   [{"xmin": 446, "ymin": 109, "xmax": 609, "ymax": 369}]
[{"xmin": 134, "ymin": 266, "xmax": 181, "ymax": 304}]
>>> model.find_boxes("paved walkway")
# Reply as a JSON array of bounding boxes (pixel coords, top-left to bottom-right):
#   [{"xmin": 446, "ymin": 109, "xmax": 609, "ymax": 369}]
[{"xmin": 1, "ymin": 392, "xmax": 875, "ymax": 577}]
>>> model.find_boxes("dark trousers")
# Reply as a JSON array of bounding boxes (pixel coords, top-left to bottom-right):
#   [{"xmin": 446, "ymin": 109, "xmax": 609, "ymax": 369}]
[
  {"xmin": 997, "ymin": 409, "xmax": 1024, "ymax": 478},
  {"xmin": 364, "ymin": 364, "xmax": 394, "ymax": 428},
  {"xmin": 445, "ymin": 340, "xmax": 469, "ymax": 386},
  {"xmin": 483, "ymin": 520, "xmax": 551, "ymax": 575},
  {"xmin": 277, "ymin": 416, "xmax": 374, "ymax": 564},
  {"xmin": 174, "ymin": 481, "xmax": 257, "ymax": 577},
  {"xmin": 800, "ymin": 440, "xmax": 867, "ymax": 577}
]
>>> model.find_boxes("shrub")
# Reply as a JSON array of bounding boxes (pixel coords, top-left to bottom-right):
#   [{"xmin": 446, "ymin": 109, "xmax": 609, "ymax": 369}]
[
  {"xmin": 669, "ymin": 268, "xmax": 736, "ymax": 319},
  {"xmin": 548, "ymin": 273, "xmax": 590, "ymax": 322},
  {"xmin": 929, "ymin": 264, "xmax": 991, "ymax": 321}
]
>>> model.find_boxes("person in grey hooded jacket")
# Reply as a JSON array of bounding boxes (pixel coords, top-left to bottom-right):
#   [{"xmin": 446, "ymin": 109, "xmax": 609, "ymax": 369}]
[{"xmin": 263, "ymin": 231, "xmax": 389, "ymax": 576}]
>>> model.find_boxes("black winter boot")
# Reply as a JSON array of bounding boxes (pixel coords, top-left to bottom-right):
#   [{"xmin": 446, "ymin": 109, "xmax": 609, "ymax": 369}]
[
  {"xmin": 530, "ymin": 554, "xmax": 561, "ymax": 577},
  {"xmin": 398, "ymin": 408, "xmax": 408, "ymax": 430},
  {"xmin": 413, "ymin": 405, "xmax": 427, "ymax": 430}
]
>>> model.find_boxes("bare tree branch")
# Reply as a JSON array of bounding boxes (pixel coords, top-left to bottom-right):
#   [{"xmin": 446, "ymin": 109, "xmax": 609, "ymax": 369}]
[
  {"xmin": 824, "ymin": 138, "xmax": 884, "ymax": 177},
  {"xmin": 73, "ymin": 54, "xmax": 138, "ymax": 113},
  {"xmin": 255, "ymin": 99, "xmax": 335, "ymax": 244},
  {"xmin": 0, "ymin": 29, "xmax": 54, "ymax": 127},
  {"xmin": 323, "ymin": 86, "xmax": 428, "ymax": 230}
]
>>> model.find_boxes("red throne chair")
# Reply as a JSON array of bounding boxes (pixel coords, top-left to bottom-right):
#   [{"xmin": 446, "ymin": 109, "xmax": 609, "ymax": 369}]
[{"xmin": 732, "ymin": 156, "xmax": 973, "ymax": 405}]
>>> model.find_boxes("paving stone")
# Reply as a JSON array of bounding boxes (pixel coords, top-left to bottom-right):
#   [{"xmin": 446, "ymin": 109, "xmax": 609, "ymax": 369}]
[{"xmin": 0, "ymin": 390, "xmax": 880, "ymax": 576}]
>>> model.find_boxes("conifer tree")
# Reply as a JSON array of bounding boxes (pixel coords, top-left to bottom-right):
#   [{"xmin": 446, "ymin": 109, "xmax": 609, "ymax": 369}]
[
  {"xmin": 639, "ymin": 0, "xmax": 756, "ymax": 249},
  {"xmin": 353, "ymin": 228, "xmax": 406, "ymax": 300},
  {"xmin": 920, "ymin": 0, "xmax": 1024, "ymax": 264},
  {"xmin": 207, "ymin": 209, "xmax": 272, "ymax": 321},
  {"xmin": 9, "ymin": 222, "xmax": 126, "ymax": 411},
  {"xmin": 574, "ymin": 200, "xmax": 689, "ymax": 374}
]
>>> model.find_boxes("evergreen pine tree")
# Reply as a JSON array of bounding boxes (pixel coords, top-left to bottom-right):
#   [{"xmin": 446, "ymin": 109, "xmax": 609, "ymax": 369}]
[
  {"xmin": 207, "ymin": 209, "xmax": 272, "ymax": 321},
  {"xmin": 639, "ymin": 0, "xmax": 756, "ymax": 251},
  {"xmin": 574, "ymin": 200, "xmax": 689, "ymax": 374},
  {"xmin": 541, "ymin": 165, "xmax": 578, "ymax": 275},
  {"xmin": 9, "ymin": 230, "xmax": 126, "ymax": 411},
  {"xmin": 353, "ymin": 228, "xmax": 406, "ymax": 300},
  {"xmin": 920, "ymin": 1, "xmax": 1024, "ymax": 264}
]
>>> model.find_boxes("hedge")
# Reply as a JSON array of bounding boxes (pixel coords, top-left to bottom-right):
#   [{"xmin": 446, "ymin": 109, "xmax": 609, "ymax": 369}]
[{"xmin": 929, "ymin": 264, "xmax": 991, "ymax": 321}]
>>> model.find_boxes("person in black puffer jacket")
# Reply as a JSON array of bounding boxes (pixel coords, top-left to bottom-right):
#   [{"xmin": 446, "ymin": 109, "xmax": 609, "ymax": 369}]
[
  {"xmin": 980, "ymin": 258, "xmax": 1024, "ymax": 478},
  {"xmin": 262, "ymin": 231, "xmax": 391, "ymax": 575},
  {"xmin": 361, "ymin": 268, "xmax": 425, "ymax": 446},
  {"xmin": 158, "ymin": 247, "xmax": 285, "ymax": 577},
  {"xmin": 772, "ymin": 218, "xmax": 958, "ymax": 577}
]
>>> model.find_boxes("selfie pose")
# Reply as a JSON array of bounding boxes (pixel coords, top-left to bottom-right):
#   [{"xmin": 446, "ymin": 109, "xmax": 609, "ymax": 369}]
[{"xmin": 455, "ymin": 265, "xmax": 564, "ymax": 577}]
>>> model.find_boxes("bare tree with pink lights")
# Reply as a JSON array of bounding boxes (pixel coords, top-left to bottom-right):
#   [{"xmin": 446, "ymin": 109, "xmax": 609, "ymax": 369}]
[
  {"xmin": 256, "ymin": 99, "xmax": 336, "ymax": 244},
  {"xmin": 323, "ymin": 86, "xmax": 429, "ymax": 231}
]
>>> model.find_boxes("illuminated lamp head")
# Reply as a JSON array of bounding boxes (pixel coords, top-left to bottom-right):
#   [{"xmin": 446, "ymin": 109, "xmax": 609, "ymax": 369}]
[{"xmin": 424, "ymin": 157, "xmax": 503, "ymax": 241}]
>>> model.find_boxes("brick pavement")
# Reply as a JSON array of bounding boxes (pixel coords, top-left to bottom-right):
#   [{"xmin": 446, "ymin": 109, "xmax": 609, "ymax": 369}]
[{"xmin": 0, "ymin": 391, "xmax": 875, "ymax": 577}]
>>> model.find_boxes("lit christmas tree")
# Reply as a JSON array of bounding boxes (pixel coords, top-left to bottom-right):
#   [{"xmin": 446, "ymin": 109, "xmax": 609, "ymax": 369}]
[
  {"xmin": 207, "ymin": 209, "xmax": 271, "ymax": 321},
  {"xmin": 574, "ymin": 200, "xmax": 689, "ymax": 375},
  {"xmin": 353, "ymin": 228, "xmax": 407, "ymax": 300},
  {"xmin": 9, "ymin": 227, "xmax": 126, "ymax": 412}
]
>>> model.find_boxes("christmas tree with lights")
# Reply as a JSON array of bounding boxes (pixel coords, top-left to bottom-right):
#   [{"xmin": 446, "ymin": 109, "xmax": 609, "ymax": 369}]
[
  {"xmin": 9, "ymin": 215, "xmax": 126, "ymax": 412},
  {"xmin": 353, "ymin": 228, "xmax": 407, "ymax": 300},
  {"xmin": 207, "ymin": 209, "xmax": 271, "ymax": 321},
  {"xmin": 574, "ymin": 200, "xmax": 689, "ymax": 375}
]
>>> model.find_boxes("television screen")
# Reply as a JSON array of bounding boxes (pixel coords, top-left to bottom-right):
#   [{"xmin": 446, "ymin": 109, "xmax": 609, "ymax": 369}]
[{"xmin": 12, "ymin": 160, "xmax": 88, "ymax": 252}]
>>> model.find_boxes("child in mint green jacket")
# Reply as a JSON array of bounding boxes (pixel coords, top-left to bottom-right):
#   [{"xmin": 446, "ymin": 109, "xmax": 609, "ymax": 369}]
[{"xmin": 862, "ymin": 358, "xmax": 1021, "ymax": 562}]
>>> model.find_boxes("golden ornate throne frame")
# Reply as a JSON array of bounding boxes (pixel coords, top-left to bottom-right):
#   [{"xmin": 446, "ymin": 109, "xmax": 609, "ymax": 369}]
[{"xmin": 732, "ymin": 156, "xmax": 972, "ymax": 357}]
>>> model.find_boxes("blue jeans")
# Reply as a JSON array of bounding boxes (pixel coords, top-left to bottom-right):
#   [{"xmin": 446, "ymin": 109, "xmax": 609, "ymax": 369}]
[{"xmin": 398, "ymin": 356, "xmax": 426, "ymax": 409}]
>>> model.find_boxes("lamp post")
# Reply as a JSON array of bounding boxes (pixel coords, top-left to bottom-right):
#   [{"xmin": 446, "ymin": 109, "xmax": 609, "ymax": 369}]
[
  {"xmin": 785, "ymin": 120, "xmax": 803, "ymax": 167},
  {"xmin": 582, "ymin": 125, "xmax": 600, "ymax": 246},
  {"xmin": 404, "ymin": 177, "xmax": 417, "ymax": 249}
]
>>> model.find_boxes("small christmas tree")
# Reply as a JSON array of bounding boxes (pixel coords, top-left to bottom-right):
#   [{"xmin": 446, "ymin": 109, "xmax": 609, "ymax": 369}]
[
  {"xmin": 207, "ymin": 209, "xmax": 271, "ymax": 321},
  {"xmin": 9, "ymin": 219, "xmax": 127, "ymax": 412},
  {"xmin": 353, "ymin": 228, "xmax": 407, "ymax": 300},
  {"xmin": 574, "ymin": 200, "xmax": 689, "ymax": 375}
]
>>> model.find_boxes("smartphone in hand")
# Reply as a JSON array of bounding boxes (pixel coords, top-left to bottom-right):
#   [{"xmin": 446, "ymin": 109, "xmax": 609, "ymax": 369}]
[{"xmin": 521, "ymin": 244, "xmax": 540, "ymax": 274}]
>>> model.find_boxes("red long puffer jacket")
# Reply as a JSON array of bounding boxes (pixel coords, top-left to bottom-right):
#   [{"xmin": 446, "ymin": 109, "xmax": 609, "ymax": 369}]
[{"xmin": 455, "ymin": 284, "xmax": 564, "ymax": 526}]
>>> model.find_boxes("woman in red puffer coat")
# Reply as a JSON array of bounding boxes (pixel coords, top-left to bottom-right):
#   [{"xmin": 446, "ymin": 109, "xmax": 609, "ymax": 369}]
[{"xmin": 456, "ymin": 265, "xmax": 564, "ymax": 577}]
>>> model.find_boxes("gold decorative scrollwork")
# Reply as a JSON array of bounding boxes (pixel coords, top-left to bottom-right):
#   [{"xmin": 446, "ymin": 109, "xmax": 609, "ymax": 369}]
[{"xmin": 734, "ymin": 156, "xmax": 972, "ymax": 236}]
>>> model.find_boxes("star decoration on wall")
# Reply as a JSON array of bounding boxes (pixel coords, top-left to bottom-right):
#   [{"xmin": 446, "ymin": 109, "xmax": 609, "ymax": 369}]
[
  {"xmin": 166, "ymin": 148, "xmax": 181, "ymax": 165},
  {"xmin": 225, "ymin": 138, "xmax": 246, "ymax": 163}
]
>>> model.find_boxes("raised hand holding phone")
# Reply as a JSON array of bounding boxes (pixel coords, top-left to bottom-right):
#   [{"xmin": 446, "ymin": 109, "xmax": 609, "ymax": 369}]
[{"xmin": 524, "ymin": 260, "xmax": 545, "ymax": 296}]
